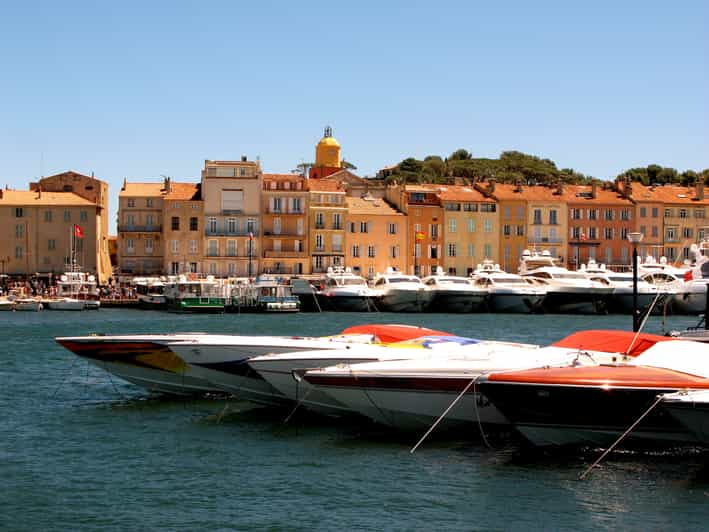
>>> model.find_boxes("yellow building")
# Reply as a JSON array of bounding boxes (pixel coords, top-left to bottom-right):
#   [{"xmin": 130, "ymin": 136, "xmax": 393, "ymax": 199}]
[
  {"xmin": 438, "ymin": 185, "xmax": 499, "ymax": 276},
  {"xmin": 525, "ymin": 183, "xmax": 569, "ymax": 267},
  {"xmin": 201, "ymin": 158, "xmax": 262, "ymax": 277},
  {"xmin": 345, "ymin": 195, "xmax": 407, "ymax": 278},
  {"xmin": 117, "ymin": 181, "xmax": 165, "ymax": 275},
  {"xmin": 161, "ymin": 181, "xmax": 203, "ymax": 275},
  {"xmin": 478, "ymin": 182, "xmax": 528, "ymax": 272},
  {"xmin": 0, "ymin": 171, "xmax": 111, "ymax": 283},
  {"xmin": 261, "ymin": 173, "xmax": 309, "ymax": 275},
  {"xmin": 309, "ymin": 179, "xmax": 346, "ymax": 273}
]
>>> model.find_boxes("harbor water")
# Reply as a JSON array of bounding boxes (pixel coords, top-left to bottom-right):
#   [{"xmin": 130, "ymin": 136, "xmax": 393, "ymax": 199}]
[{"xmin": 3, "ymin": 310, "xmax": 709, "ymax": 531}]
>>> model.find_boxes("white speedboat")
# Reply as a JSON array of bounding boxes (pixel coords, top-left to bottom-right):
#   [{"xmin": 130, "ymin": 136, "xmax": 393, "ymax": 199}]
[
  {"xmin": 316, "ymin": 267, "xmax": 377, "ymax": 312},
  {"xmin": 370, "ymin": 269, "xmax": 430, "ymax": 312},
  {"xmin": 55, "ymin": 334, "xmax": 222, "ymax": 395},
  {"xmin": 167, "ymin": 324, "xmax": 452, "ymax": 405},
  {"xmin": 519, "ymin": 250, "xmax": 613, "ymax": 314},
  {"xmin": 14, "ymin": 298, "xmax": 43, "ymax": 311},
  {"xmin": 0, "ymin": 297, "xmax": 15, "ymax": 311},
  {"xmin": 661, "ymin": 390, "xmax": 709, "ymax": 444},
  {"xmin": 46, "ymin": 297, "xmax": 85, "ymax": 311},
  {"xmin": 422, "ymin": 267, "xmax": 486, "ymax": 312},
  {"xmin": 471, "ymin": 260, "xmax": 545, "ymax": 313}
]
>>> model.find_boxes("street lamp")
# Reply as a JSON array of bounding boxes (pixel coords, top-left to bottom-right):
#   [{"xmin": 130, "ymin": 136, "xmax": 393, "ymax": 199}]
[{"xmin": 627, "ymin": 231, "xmax": 644, "ymax": 332}]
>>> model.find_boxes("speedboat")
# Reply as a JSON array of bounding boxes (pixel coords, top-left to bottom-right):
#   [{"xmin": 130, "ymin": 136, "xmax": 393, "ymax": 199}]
[
  {"xmin": 302, "ymin": 330, "xmax": 665, "ymax": 431},
  {"xmin": 477, "ymin": 338, "xmax": 709, "ymax": 448},
  {"xmin": 166, "ymin": 324, "xmax": 452, "ymax": 405},
  {"xmin": 55, "ymin": 333, "xmax": 222, "ymax": 395},
  {"xmin": 470, "ymin": 260, "xmax": 545, "ymax": 313},
  {"xmin": 370, "ymin": 269, "xmax": 430, "ymax": 312},
  {"xmin": 422, "ymin": 267, "xmax": 486, "ymax": 312},
  {"xmin": 315, "ymin": 267, "xmax": 377, "ymax": 312},
  {"xmin": 519, "ymin": 250, "xmax": 613, "ymax": 314},
  {"xmin": 661, "ymin": 390, "xmax": 709, "ymax": 444},
  {"xmin": 0, "ymin": 297, "xmax": 14, "ymax": 311},
  {"xmin": 579, "ymin": 259, "xmax": 672, "ymax": 313}
]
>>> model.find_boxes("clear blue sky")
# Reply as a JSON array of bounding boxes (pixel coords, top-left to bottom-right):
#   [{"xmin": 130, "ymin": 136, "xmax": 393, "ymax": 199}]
[{"xmin": 1, "ymin": 0, "xmax": 707, "ymax": 229}]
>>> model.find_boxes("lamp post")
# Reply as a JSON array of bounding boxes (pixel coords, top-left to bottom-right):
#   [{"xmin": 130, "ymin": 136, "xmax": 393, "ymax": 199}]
[
  {"xmin": 248, "ymin": 231, "xmax": 253, "ymax": 280},
  {"xmin": 627, "ymin": 232, "xmax": 644, "ymax": 332}
]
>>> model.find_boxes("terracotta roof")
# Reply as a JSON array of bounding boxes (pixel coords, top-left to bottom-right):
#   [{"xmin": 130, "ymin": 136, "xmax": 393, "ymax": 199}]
[
  {"xmin": 120, "ymin": 182, "xmax": 165, "ymax": 197},
  {"xmin": 346, "ymin": 197, "xmax": 403, "ymax": 216},
  {"xmin": 165, "ymin": 183, "xmax": 200, "ymax": 201},
  {"xmin": 308, "ymin": 179, "xmax": 344, "ymax": 192},
  {"xmin": 263, "ymin": 173, "xmax": 305, "ymax": 181},
  {"xmin": 437, "ymin": 185, "xmax": 493, "ymax": 203},
  {"xmin": 562, "ymin": 185, "xmax": 632, "ymax": 205},
  {"xmin": 482, "ymin": 183, "xmax": 527, "ymax": 200},
  {"xmin": 0, "ymin": 190, "xmax": 96, "ymax": 206},
  {"xmin": 629, "ymin": 183, "xmax": 709, "ymax": 205}
]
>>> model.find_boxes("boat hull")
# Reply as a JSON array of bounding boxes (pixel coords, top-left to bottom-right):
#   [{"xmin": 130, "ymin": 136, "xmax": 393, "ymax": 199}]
[
  {"xmin": 47, "ymin": 299, "xmax": 85, "ymax": 311},
  {"xmin": 487, "ymin": 292, "xmax": 544, "ymax": 313},
  {"xmin": 428, "ymin": 291, "xmax": 486, "ymax": 313},
  {"xmin": 540, "ymin": 290, "xmax": 610, "ymax": 314},
  {"xmin": 317, "ymin": 293, "xmax": 374, "ymax": 312},
  {"xmin": 377, "ymin": 289, "xmax": 428, "ymax": 312},
  {"xmin": 662, "ymin": 397, "xmax": 709, "ymax": 444}
]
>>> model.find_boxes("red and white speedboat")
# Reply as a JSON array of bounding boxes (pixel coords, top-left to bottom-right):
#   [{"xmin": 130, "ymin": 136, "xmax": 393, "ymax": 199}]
[
  {"xmin": 478, "ymin": 338, "xmax": 709, "ymax": 448},
  {"xmin": 301, "ymin": 330, "xmax": 668, "ymax": 431}
]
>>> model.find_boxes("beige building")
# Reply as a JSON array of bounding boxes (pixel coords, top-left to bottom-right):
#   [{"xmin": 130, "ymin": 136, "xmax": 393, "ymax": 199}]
[
  {"xmin": 201, "ymin": 158, "xmax": 262, "ymax": 277},
  {"xmin": 525, "ymin": 184, "xmax": 569, "ymax": 267},
  {"xmin": 345, "ymin": 195, "xmax": 407, "ymax": 278},
  {"xmin": 261, "ymin": 173, "xmax": 309, "ymax": 275},
  {"xmin": 162, "ymin": 181, "xmax": 203, "ymax": 275},
  {"xmin": 117, "ymin": 181, "xmax": 165, "ymax": 275},
  {"xmin": 0, "ymin": 171, "xmax": 111, "ymax": 283},
  {"xmin": 309, "ymin": 179, "xmax": 347, "ymax": 273}
]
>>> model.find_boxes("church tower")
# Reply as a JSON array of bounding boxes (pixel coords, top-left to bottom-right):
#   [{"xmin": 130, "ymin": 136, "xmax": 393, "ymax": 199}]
[{"xmin": 309, "ymin": 126, "xmax": 342, "ymax": 179}]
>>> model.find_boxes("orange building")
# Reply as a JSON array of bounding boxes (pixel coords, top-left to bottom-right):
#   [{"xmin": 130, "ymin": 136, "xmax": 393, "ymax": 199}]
[
  {"xmin": 261, "ymin": 173, "xmax": 309, "ymax": 275},
  {"xmin": 616, "ymin": 180, "xmax": 664, "ymax": 260},
  {"xmin": 478, "ymin": 182, "xmax": 528, "ymax": 272},
  {"xmin": 564, "ymin": 183, "xmax": 634, "ymax": 268},
  {"xmin": 161, "ymin": 181, "xmax": 203, "ymax": 276},
  {"xmin": 345, "ymin": 195, "xmax": 407, "ymax": 278},
  {"xmin": 524, "ymin": 183, "xmax": 568, "ymax": 267},
  {"xmin": 118, "ymin": 181, "xmax": 165, "ymax": 275}
]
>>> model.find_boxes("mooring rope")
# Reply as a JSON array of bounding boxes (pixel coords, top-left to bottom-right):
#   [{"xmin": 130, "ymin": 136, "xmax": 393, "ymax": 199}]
[{"xmin": 625, "ymin": 291, "xmax": 663, "ymax": 356}]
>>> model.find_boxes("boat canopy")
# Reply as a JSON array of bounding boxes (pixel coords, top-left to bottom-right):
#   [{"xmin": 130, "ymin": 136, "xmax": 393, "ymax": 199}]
[
  {"xmin": 632, "ymin": 340, "xmax": 709, "ymax": 378},
  {"xmin": 552, "ymin": 330, "xmax": 673, "ymax": 357},
  {"xmin": 340, "ymin": 324, "xmax": 452, "ymax": 343}
]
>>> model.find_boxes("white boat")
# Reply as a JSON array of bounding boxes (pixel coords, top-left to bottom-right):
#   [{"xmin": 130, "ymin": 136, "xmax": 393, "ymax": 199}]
[
  {"xmin": 55, "ymin": 334, "xmax": 223, "ymax": 395},
  {"xmin": 56, "ymin": 271, "xmax": 101, "ymax": 307},
  {"xmin": 14, "ymin": 298, "xmax": 43, "ymax": 311},
  {"xmin": 0, "ymin": 297, "xmax": 15, "ymax": 311},
  {"xmin": 579, "ymin": 259, "xmax": 672, "ymax": 313},
  {"xmin": 132, "ymin": 277, "xmax": 167, "ymax": 309},
  {"xmin": 164, "ymin": 275, "xmax": 228, "ymax": 313},
  {"xmin": 316, "ymin": 267, "xmax": 377, "ymax": 312},
  {"xmin": 519, "ymin": 250, "xmax": 613, "ymax": 314},
  {"xmin": 370, "ymin": 269, "xmax": 430, "ymax": 312},
  {"xmin": 422, "ymin": 267, "xmax": 486, "ymax": 312},
  {"xmin": 470, "ymin": 260, "xmax": 545, "ymax": 313},
  {"xmin": 46, "ymin": 297, "xmax": 85, "ymax": 311},
  {"xmin": 662, "ymin": 390, "xmax": 709, "ymax": 444}
]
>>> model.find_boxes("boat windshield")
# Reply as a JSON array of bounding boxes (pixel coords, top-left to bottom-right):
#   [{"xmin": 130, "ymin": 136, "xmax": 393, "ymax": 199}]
[
  {"xmin": 341, "ymin": 278, "xmax": 367, "ymax": 286},
  {"xmin": 438, "ymin": 278, "xmax": 469, "ymax": 284},
  {"xmin": 495, "ymin": 277, "xmax": 527, "ymax": 284},
  {"xmin": 388, "ymin": 277, "xmax": 420, "ymax": 284},
  {"xmin": 551, "ymin": 273, "xmax": 587, "ymax": 280}
]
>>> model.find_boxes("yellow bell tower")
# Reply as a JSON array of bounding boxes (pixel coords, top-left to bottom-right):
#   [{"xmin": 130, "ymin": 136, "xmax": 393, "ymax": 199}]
[{"xmin": 310, "ymin": 126, "xmax": 342, "ymax": 179}]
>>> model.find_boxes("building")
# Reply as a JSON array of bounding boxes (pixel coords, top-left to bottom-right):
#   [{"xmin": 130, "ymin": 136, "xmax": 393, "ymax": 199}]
[
  {"xmin": 438, "ymin": 185, "xmax": 499, "ymax": 276},
  {"xmin": 525, "ymin": 183, "xmax": 569, "ymax": 267},
  {"xmin": 0, "ymin": 171, "xmax": 111, "ymax": 283},
  {"xmin": 617, "ymin": 180, "xmax": 664, "ymax": 260},
  {"xmin": 308, "ymin": 179, "xmax": 346, "ymax": 273},
  {"xmin": 309, "ymin": 126, "xmax": 343, "ymax": 180},
  {"xmin": 261, "ymin": 173, "xmax": 309, "ymax": 275},
  {"xmin": 162, "ymin": 180, "xmax": 203, "ymax": 275},
  {"xmin": 117, "ymin": 181, "xmax": 165, "ymax": 275},
  {"xmin": 345, "ymin": 195, "xmax": 407, "ymax": 278},
  {"xmin": 201, "ymin": 158, "xmax": 262, "ymax": 277},
  {"xmin": 564, "ymin": 182, "xmax": 634, "ymax": 268},
  {"xmin": 479, "ymin": 182, "xmax": 528, "ymax": 272}
]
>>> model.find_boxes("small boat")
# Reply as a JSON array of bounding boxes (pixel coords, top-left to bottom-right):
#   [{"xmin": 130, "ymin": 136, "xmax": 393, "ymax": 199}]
[
  {"xmin": 422, "ymin": 267, "xmax": 486, "ymax": 312},
  {"xmin": 56, "ymin": 271, "xmax": 101, "ymax": 307},
  {"xmin": 14, "ymin": 298, "xmax": 43, "ymax": 311},
  {"xmin": 315, "ymin": 267, "xmax": 377, "ymax": 312},
  {"xmin": 46, "ymin": 297, "xmax": 85, "ymax": 311},
  {"xmin": 0, "ymin": 297, "xmax": 15, "ymax": 311},
  {"xmin": 370, "ymin": 269, "xmax": 430, "ymax": 312},
  {"xmin": 132, "ymin": 277, "xmax": 167, "ymax": 310},
  {"xmin": 661, "ymin": 390, "xmax": 709, "ymax": 444},
  {"xmin": 477, "ymin": 338, "xmax": 709, "ymax": 448},
  {"xmin": 164, "ymin": 275, "xmax": 227, "ymax": 313},
  {"xmin": 470, "ymin": 260, "xmax": 545, "ymax": 313},
  {"xmin": 250, "ymin": 275, "xmax": 300, "ymax": 312}
]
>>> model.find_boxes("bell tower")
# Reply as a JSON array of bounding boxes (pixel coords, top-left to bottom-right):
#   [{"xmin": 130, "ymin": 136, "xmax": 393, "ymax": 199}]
[{"xmin": 310, "ymin": 126, "xmax": 342, "ymax": 179}]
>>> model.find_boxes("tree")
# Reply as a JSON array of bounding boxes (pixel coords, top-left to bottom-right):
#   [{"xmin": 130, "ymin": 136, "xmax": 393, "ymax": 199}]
[
  {"xmin": 448, "ymin": 149, "xmax": 472, "ymax": 161},
  {"xmin": 342, "ymin": 160, "xmax": 358, "ymax": 170},
  {"xmin": 293, "ymin": 162, "xmax": 313, "ymax": 176}
]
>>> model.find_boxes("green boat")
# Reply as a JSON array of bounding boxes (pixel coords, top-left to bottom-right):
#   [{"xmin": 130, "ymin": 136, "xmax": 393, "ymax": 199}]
[{"xmin": 164, "ymin": 276, "xmax": 227, "ymax": 313}]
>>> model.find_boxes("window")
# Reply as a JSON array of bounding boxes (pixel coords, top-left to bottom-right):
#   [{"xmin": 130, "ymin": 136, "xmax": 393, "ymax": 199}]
[
  {"xmin": 640, "ymin": 225, "xmax": 646, "ymax": 236},
  {"xmin": 464, "ymin": 203, "xmax": 478, "ymax": 212},
  {"xmin": 683, "ymin": 247, "xmax": 691, "ymax": 260},
  {"xmin": 314, "ymin": 256, "xmax": 324, "ymax": 269},
  {"xmin": 292, "ymin": 198, "xmax": 302, "ymax": 213},
  {"xmin": 272, "ymin": 197, "xmax": 282, "ymax": 213},
  {"xmin": 388, "ymin": 223, "xmax": 397, "ymax": 235},
  {"xmin": 127, "ymin": 199, "xmax": 135, "ymax": 208},
  {"xmin": 15, "ymin": 224, "xmax": 23, "ymax": 238},
  {"xmin": 694, "ymin": 209, "xmax": 705, "ymax": 219},
  {"xmin": 588, "ymin": 227, "xmax": 598, "ymax": 240},
  {"xmin": 189, "ymin": 240, "xmax": 198, "ymax": 254},
  {"xmin": 126, "ymin": 239, "xmax": 135, "ymax": 252},
  {"xmin": 171, "ymin": 262, "xmax": 179, "ymax": 275},
  {"xmin": 679, "ymin": 209, "xmax": 688, "ymax": 219},
  {"xmin": 429, "ymin": 245, "xmax": 438, "ymax": 259},
  {"xmin": 503, "ymin": 224, "xmax": 511, "ymax": 236},
  {"xmin": 467, "ymin": 219, "xmax": 475, "ymax": 232},
  {"xmin": 208, "ymin": 240, "xmax": 218, "ymax": 257},
  {"xmin": 571, "ymin": 208, "xmax": 582, "ymax": 220},
  {"xmin": 332, "ymin": 234, "xmax": 342, "ymax": 252},
  {"xmin": 80, "ymin": 211, "xmax": 88, "ymax": 222},
  {"xmin": 533, "ymin": 209, "xmax": 542, "ymax": 225},
  {"xmin": 146, "ymin": 198, "xmax": 153, "ymax": 208},
  {"xmin": 48, "ymin": 239, "xmax": 56, "ymax": 250},
  {"xmin": 367, "ymin": 246, "xmax": 376, "ymax": 258},
  {"xmin": 226, "ymin": 218, "xmax": 236, "ymax": 234},
  {"xmin": 414, "ymin": 243, "xmax": 421, "ymax": 258},
  {"xmin": 273, "ymin": 218, "xmax": 282, "ymax": 235},
  {"xmin": 190, "ymin": 217, "xmax": 198, "ymax": 231},
  {"xmin": 15, "ymin": 246, "xmax": 22, "ymax": 259},
  {"xmin": 517, "ymin": 206, "xmax": 524, "ymax": 220},
  {"xmin": 352, "ymin": 245, "xmax": 360, "ymax": 258},
  {"xmin": 683, "ymin": 227, "xmax": 694, "ymax": 239},
  {"xmin": 227, "ymin": 240, "xmax": 236, "ymax": 256},
  {"xmin": 315, "ymin": 234, "xmax": 324, "ymax": 250},
  {"xmin": 549, "ymin": 210, "xmax": 558, "ymax": 225},
  {"xmin": 504, "ymin": 207, "xmax": 511, "ymax": 220},
  {"xmin": 360, "ymin": 221, "xmax": 368, "ymax": 233},
  {"xmin": 390, "ymin": 245, "xmax": 399, "ymax": 259},
  {"xmin": 484, "ymin": 219, "xmax": 492, "ymax": 233},
  {"xmin": 449, "ymin": 218, "xmax": 457, "ymax": 233},
  {"xmin": 666, "ymin": 227, "xmax": 676, "ymax": 241},
  {"xmin": 605, "ymin": 209, "xmax": 614, "ymax": 221},
  {"xmin": 572, "ymin": 227, "xmax": 581, "ymax": 239},
  {"xmin": 349, "ymin": 222, "xmax": 356, "ymax": 233},
  {"xmin": 64, "ymin": 210, "xmax": 71, "ymax": 222},
  {"xmin": 516, "ymin": 225, "xmax": 524, "ymax": 236},
  {"xmin": 333, "ymin": 213, "xmax": 342, "ymax": 230},
  {"xmin": 588, "ymin": 209, "xmax": 598, "ymax": 221},
  {"xmin": 651, "ymin": 226, "xmax": 659, "ymax": 238},
  {"xmin": 664, "ymin": 208, "xmax": 672, "ymax": 218},
  {"xmin": 209, "ymin": 262, "xmax": 217, "ymax": 275},
  {"xmin": 44, "ymin": 210, "xmax": 52, "ymax": 222},
  {"xmin": 171, "ymin": 217, "xmax": 180, "ymax": 231},
  {"xmin": 604, "ymin": 228, "xmax": 614, "ymax": 240},
  {"xmin": 430, "ymin": 224, "xmax": 439, "ymax": 239},
  {"xmin": 246, "ymin": 219, "xmax": 256, "ymax": 234},
  {"xmin": 484, "ymin": 243, "xmax": 492, "ymax": 258},
  {"xmin": 145, "ymin": 239, "xmax": 154, "ymax": 253},
  {"xmin": 171, "ymin": 240, "xmax": 178, "ymax": 254},
  {"xmin": 467, "ymin": 244, "xmax": 474, "ymax": 257},
  {"xmin": 445, "ymin": 203, "xmax": 461, "ymax": 211},
  {"xmin": 640, "ymin": 207, "xmax": 647, "ymax": 218},
  {"xmin": 297, "ymin": 218, "xmax": 304, "ymax": 235},
  {"xmin": 228, "ymin": 263, "xmax": 236, "ymax": 276},
  {"xmin": 126, "ymin": 214, "xmax": 135, "ymax": 226},
  {"xmin": 208, "ymin": 217, "xmax": 217, "ymax": 234},
  {"xmin": 447, "ymin": 243, "xmax": 457, "ymax": 257},
  {"xmin": 652, "ymin": 207, "xmax": 659, "ymax": 218},
  {"xmin": 316, "ymin": 213, "xmax": 324, "ymax": 228},
  {"xmin": 665, "ymin": 247, "xmax": 677, "ymax": 260},
  {"xmin": 620, "ymin": 228, "xmax": 629, "ymax": 240},
  {"xmin": 221, "ymin": 190, "xmax": 244, "ymax": 213},
  {"xmin": 480, "ymin": 204, "xmax": 496, "ymax": 213}
]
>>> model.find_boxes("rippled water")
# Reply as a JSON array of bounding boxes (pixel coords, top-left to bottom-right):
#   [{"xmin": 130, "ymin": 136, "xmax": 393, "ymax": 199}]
[{"xmin": 2, "ymin": 310, "xmax": 709, "ymax": 531}]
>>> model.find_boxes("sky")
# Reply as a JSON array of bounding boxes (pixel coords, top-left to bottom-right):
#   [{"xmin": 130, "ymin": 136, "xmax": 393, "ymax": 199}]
[{"xmin": 0, "ymin": 0, "xmax": 707, "ymax": 229}]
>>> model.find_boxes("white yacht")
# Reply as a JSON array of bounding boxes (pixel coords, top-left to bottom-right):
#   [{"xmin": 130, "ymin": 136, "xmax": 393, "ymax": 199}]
[
  {"xmin": 519, "ymin": 250, "xmax": 613, "ymax": 314},
  {"xmin": 370, "ymin": 268, "xmax": 430, "ymax": 312},
  {"xmin": 133, "ymin": 277, "xmax": 167, "ymax": 310},
  {"xmin": 670, "ymin": 243, "xmax": 709, "ymax": 315},
  {"xmin": 579, "ymin": 259, "xmax": 672, "ymax": 313},
  {"xmin": 471, "ymin": 260, "xmax": 545, "ymax": 313},
  {"xmin": 422, "ymin": 267, "xmax": 486, "ymax": 312},
  {"xmin": 316, "ymin": 267, "xmax": 377, "ymax": 312},
  {"xmin": 55, "ymin": 271, "xmax": 101, "ymax": 309}
]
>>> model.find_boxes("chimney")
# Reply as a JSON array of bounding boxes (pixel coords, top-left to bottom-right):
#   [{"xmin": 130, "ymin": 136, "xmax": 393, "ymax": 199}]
[
  {"xmin": 697, "ymin": 180, "xmax": 705, "ymax": 201},
  {"xmin": 514, "ymin": 179, "xmax": 523, "ymax": 193},
  {"xmin": 486, "ymin": 178, "xmax": 496, "ymax": 193},
  {"xmin": 241, "ymin": 155, "xmax": 247, "ymax": 162},
  {"xmin": 554, "ymin": 181, "xmax": 564, "ymax": 195},
  {"xmin": 591, "ymin": 181, "xmax": 598, "ymax": 199},
  {"xmin": 164, "ymin": 176, "xmax": 172, "ymax": 193},
  {"xmin": 29, "ymin": 182, "xmax": 39, "ymax": 192},
  {"xmin": 37, "ymin": 184, "xmax": 42, "ymax": 199},
  {"xmin": 0, "ymin": 189, "xmax": 3, "ymax": 199}
]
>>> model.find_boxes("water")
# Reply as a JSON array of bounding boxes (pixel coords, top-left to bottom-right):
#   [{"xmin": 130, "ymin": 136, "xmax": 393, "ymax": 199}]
[{"xmin": 2, "ymin": 310, "xmax": 709, "ymax": 531}]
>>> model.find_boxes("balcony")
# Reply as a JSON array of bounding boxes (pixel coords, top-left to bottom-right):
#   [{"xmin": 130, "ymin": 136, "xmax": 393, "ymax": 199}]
[
  {"xmin": 315, "ymin": 223, "xmax": 325, "ymax": 229},
  {"xmin": 205, "ymin": 229, "xmax": 259, "ymax": 237},
  {"xmin": 263, "ymin": 250, "xmax": 307, "ymax": 258},
  {"xmin": 221, "ymin": 209, "xmax": 243, "ymax": 216},
  {"xmin": 263, "ymin": 231, "xmax": 304, "ymax": 237},
  {"xmin": 527, "ymin": 236, "xmax": 563, "ymax": 244},
  {"xmin": 119, "ymin": 225, "xmax": 162, "ymax": 233},
  {"xmin": 266, "ymin": 209, "xmax": 304, "ymax": 215}
]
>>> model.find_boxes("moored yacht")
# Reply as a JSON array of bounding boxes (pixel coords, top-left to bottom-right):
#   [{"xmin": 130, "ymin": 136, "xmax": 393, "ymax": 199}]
[
  {"xmin": 164, "ymin": 275, "xmax": 227, "ymax": 313},
  {"xmin": 370, "ymin": 268, "xmax": 430, "ymax": 312},
  {"xmin": 422, "ymin": 267, "xmax": 486, "ymax": 312},
  {"xmin": 315, "ymin": 267, "xmax": 377, "ymax": 312},
  {"xmin": 133, "ymin": 277, "xmax": 167, "ymax": 310},
  {"xmin": 470, "ymin": 260, "xmax": 545, "ymax": 313},
  {"xmin": 519, "ymin": 250, "xmax": 613, "ymax": 314}
]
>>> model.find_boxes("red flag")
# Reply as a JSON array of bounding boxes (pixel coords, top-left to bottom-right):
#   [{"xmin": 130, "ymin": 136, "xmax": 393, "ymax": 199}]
[
  {"xmin": 73, "ymin": 224, "xmax": 84, "ymax": 239},
  {"xmin": 248, "ymin": 231, "xmax": 254, "ymax": 240},
  {"xmin": 684, "ymin": 269, "xmax": 693, "ymax": 281}
]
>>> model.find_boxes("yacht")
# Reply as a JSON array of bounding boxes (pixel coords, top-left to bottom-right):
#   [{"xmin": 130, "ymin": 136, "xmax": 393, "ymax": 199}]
[
  {"xmin": 316, "ymin": 267, "xmax": 377, "ymax": 312},
  {"xmin": 55, "ymin": 271, "xmax": 101, "ymax": 309},
  {"xmin": 164, "ymin": 275, "xmax": 227, "ymax": 313},
  {"xmin": 661, "ymin": 390, "xmax": 709, "ymax": 444},
  {"xmin": 579, "ymin": 259, "xmax": 672, "ymax": 313},
  {"xmin": 422, "ymin": 267, "xmax": 486, "ymax": 313},
  {"xmin": 370, "ymin": 268, "xmax": 430, "ymax": 312},
  {"xmin": 518, "ymin": 250, "xmax": 613, "ymax": 314},
  {"xmin": 470, "ymin": 260, "xmax": 545, "ymax": 313},
  {"xmin": 133, "ymin": 277, "xmax": 167, "ymax": 310},
  {"xmin": 45, "ymin": 297, "xmax": 86, "ymax": 311}
]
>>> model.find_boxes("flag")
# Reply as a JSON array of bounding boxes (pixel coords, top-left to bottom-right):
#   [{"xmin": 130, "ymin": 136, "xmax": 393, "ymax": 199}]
[
  {"xmin": 73, "ymin": 224, "xmax": 84, "ymax": 239},
  {"xmin": 684, "ymin": 269, "xmax": 693, "ymax": 281},
  {"xmin": 415, "ymin": 231, "xmax": 425, "ymax": 242},
  {"xmin": 580, "ymin": 231, "xmax": 587, "ymax": 241},
  {"xmin": 248, "ymin": 231, "xmax": 254, "ymax": 240}
]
